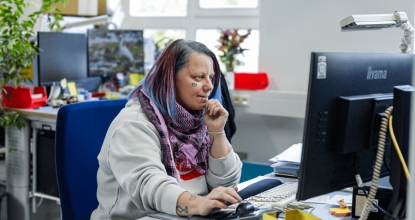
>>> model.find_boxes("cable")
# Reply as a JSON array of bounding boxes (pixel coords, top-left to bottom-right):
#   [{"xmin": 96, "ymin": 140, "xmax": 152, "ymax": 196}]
[
  {"xmin": 360, "ymin": 183, "xmax": 401, "ymax": 220},
  {"xmin": 359, "ymin": 106, "xmax": 392, "ymax": 220},
  {"xmin": 389, "ymin": 116, "xmax": 411, "ymax": 181},
  {"xmin": 355, "ymin": 158, "xmax": 400, "ymax": 220},
  {"xmin": 308, "ymin": 206, "xmax": 315, "ymax": 214}
]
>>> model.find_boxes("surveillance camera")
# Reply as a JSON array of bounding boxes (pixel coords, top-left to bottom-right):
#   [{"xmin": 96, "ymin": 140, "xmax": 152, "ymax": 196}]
[{"xmin": 340, "ymin": 12, "xmax": 408, "ymax": 31}]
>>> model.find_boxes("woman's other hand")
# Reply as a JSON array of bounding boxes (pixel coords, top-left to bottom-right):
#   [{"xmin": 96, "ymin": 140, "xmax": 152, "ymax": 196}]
[{"xmin": 203, "ymin": 99, "xmax": 228, "ymax": 132}]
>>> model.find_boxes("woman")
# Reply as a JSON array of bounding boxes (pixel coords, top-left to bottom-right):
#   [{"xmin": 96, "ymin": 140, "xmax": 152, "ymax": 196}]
[{"xmin": 91, "ymin": 39, "xmax": 243, "ymax": 220}]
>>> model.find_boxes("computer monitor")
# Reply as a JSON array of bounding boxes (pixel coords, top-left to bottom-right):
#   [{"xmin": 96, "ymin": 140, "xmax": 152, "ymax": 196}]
[
  {"xmin": 87, "ymin": 29, "xmax": 144, "ymax": 77},
  {"xmin": 297, "ymin": 52, "xmax": 413, "ymax": 203},
  {"xmin": 37, "ymin": 32, "xmax": 88, "ymax": 86}
]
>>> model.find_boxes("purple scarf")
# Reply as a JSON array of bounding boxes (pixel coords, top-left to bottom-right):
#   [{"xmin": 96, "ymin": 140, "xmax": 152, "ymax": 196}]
[{"xmin": 136, "ymin": 88, "xmax": 211, "ymax": 182}]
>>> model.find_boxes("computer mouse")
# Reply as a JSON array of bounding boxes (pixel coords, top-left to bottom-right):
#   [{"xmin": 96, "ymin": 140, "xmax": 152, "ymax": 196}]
[{"xmin": 235, "ymin": 202, "xmax": 256, "ymax": 216}]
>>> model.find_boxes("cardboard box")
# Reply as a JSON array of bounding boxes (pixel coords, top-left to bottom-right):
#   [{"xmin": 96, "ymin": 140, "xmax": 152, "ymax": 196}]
[{"xmin": 51, "ymin": 0, "xmax": 106, "ymax": 16}]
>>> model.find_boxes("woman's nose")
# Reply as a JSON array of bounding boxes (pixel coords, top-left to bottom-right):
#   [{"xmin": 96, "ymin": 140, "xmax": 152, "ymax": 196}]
[{"xmin": 204, "ymin": 79, "xmax": 213, "ymax": 92}]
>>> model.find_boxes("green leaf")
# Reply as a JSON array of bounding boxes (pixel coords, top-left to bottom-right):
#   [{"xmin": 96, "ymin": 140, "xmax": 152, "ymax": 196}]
[
  {"xmin": 55, "ymin": 8, "xmax": 62, "ymax": 13},
  {"xmin": 29, "ymin": 2, "xmax": 39, "ymax": 7},
  {"xmin": 6, "ymin": 92, "xmax": 11, "ymax": 101},
  {"xmin": 55, "ymin": 14, "xmax": 63, "ymax": 20},
  {"xmin": 17, "ymin": 6, "xmax": 23, "ymax": 15},
  {"xmin": 12, "ymin": 114, "xmax": 19, "ymax": 123},
  {"xmin": 7, "ymin": 38, "xmax": 17, "ymax": 50},
  {"xmin": 33, "ymin": 11, "xmax": 42, "ymax": 16},
  {"xmin": 20, "ymin": 122, "xmax": 26, "ymax": 129}
]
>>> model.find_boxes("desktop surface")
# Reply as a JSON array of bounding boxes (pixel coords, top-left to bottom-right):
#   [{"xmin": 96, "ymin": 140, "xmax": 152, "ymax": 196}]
[
  {"xmin": 139, "ymin": 175, "xmax": 357, "ymax": 220},
  {"xmin": 5, "ymin": 107, "xmax": 59, "ymax": 119}
]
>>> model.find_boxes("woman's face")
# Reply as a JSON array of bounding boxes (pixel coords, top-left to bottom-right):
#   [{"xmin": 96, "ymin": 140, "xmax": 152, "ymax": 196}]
[{"xmin": 175, "ymin": 52, "xmax": 214, "ymax": 111}]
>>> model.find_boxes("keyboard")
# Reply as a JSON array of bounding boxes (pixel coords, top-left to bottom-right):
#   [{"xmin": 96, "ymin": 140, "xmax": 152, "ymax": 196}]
[{"xmin": 228, "ymin": 182, "xmax": 298, "ymax": 210}]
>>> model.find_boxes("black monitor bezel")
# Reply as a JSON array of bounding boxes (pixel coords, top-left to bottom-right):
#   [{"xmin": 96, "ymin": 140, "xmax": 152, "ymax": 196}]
[
  {"xmin": 297, "ymin": 52, "xmax": 414, "ymax": 201},
  {"xmin": 37, "ymin": 32, "xmax": 88, "ymax": 86}
]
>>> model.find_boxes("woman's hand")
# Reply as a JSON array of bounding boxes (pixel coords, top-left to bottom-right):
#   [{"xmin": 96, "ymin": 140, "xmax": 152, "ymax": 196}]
[
  {"xmin": 176, "ymin": 187, "xmax": 241, "ymax": 216},
  {"xmin": 203, "ymin": 99, "xmax": 228, "ymax": 132},
  {"xmin": 197, "ymin": 186, "xmax": 241, "ymax": 216}
]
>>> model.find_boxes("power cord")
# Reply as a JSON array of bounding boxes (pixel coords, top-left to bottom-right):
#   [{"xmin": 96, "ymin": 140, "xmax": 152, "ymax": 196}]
[
  {"xmin": 355, "ymin": 154, "xmax": 395, "ymax": 219},
  {"xmin": 355, "ymin": 173, "xmax": 400, "ymax": 220},
  {"xmin": 358, "ymin": 106, "xmax": 393, "ymax": 220},
  {"xmin": 354, "ymin": 106, "xmax": 411, "ymax": 220},
  {"xmin": 355, "ymin": 141, "xmax": 400, "ymax": 220}
]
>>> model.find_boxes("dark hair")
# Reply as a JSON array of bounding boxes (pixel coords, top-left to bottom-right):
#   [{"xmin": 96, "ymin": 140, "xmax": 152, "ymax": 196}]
[{"xmin": 130, "ymin": 39, "xmax": 221, "ymax": 118}]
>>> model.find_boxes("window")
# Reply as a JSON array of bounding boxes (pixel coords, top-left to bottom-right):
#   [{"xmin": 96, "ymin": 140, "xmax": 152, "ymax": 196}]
[
  {"xmin": 196, "ymin": 29, "xmax": 259, "ymax": 73},
  {"xmin": 126, "ymin": 0, "xmax": 259, "ymax": 72},
  {"xmin": 144, "ymin": 29, "xmax": 186, "ymax": 50},
  {"xmin": 130, "ymin": 0, "xmax": 187, "ymax": 17},
  {"xmin": 199, "ymin": 0, "xmax": 258, "ymax": 8}
]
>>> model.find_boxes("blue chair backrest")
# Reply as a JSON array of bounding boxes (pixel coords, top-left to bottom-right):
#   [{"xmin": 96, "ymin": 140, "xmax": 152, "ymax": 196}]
[{"xmin": 55, "ymin": 99, "xmax": 127, "ymax": 220}]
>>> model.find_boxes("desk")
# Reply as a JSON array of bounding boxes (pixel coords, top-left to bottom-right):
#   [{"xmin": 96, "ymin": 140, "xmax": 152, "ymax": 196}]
[
  {"xmin": 5, "ymin": 107, "xmax": 58, "ymax": 220},
  {"xmin": 138, "ymin": 176, "xmax": 356, "ymax": 220}
]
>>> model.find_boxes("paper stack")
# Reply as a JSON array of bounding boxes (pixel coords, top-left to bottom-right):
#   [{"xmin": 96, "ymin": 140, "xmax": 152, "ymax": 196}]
[{"xmin": 269, "ymin": 143, "xmax": 302, "ymax": 178}]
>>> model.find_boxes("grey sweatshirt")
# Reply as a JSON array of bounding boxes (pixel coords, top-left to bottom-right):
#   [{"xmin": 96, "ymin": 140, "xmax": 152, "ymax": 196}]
[{"xmin": 90, "ymin": 99, "xmax": 242, "ymax": 220}]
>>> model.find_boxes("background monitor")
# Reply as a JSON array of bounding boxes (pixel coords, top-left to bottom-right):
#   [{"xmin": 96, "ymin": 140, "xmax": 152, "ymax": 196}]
[
  {"xmin": 87, "ymin": 29, "xmax": 144, "ymax": 77},
  {"xmin": 297, "ymin": 52, "xmax": 413, "ymax": 201},
  {"xmin": 37, "ymin": 32, "xmax": 88, "ymax": 85}
]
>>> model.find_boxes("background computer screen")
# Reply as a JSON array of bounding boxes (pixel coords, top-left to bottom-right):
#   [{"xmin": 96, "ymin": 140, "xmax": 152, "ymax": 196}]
[
  {"xmin": 297, "ymin": 52, "xmax": 413, "ymax": 201},
  {"xmin": 38, "ymin": 32, "xmax": 88, "ymax": 85},
  {"xmin": 87, "ymin": 29, "xmax": 144, "ymax": 77}
]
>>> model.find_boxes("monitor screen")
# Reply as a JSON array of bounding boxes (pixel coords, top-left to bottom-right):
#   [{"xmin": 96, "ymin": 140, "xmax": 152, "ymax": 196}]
[
  {"xmin": 87, "ymin": 29, "xmax": 144, "ymax": 77},
  {"xmin": 37, "ymin": 32, "xmax": 88, "ymax": 85},
  {"xmin": 297, "ymin": 52, "xmax": 413, "ymax": 201}
]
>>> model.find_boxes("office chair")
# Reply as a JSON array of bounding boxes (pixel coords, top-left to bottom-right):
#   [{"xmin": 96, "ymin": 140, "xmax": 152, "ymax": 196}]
[{"xmin": 55, "ymin": 99, "xmax": 127, "ymax": 220}]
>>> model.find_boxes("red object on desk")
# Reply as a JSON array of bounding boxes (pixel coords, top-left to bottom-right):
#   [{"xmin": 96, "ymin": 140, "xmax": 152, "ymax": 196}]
[
  {"xmin": 92, "ymin": 92, "xmax": 106, "ymax": 97},
  {"xmin": 234, "ymin": 72, "xmax": 268, "ymax": 90},
  {"xmin": 2, "ymin": 86, "xmax": 47, "ymax": 109}
]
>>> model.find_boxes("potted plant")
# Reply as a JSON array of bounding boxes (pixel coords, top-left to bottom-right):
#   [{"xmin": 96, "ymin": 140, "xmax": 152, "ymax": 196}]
[
  {"xmin": 0, "ymin": 0, "xmax": 68, "ymax": 129},
  {"xmin": 217, "ymin": 29, "xmax": 251, "ymax": 72}
]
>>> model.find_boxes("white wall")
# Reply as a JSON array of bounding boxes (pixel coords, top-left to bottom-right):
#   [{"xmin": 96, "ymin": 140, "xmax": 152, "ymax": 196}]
[
  {"xmin": 259, "ymin": 0, "xmax": 415, "ymax": 92},
  {"xmin": 231, "ymin": 0, "xmax": 415, "ymax": 163},
  {"xmin": 231, "ymin": 111, "xmax": 304, "ymax": 163}
]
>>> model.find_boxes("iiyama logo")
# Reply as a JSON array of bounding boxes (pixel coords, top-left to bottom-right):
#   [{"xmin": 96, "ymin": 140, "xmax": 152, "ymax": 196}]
[{"xmin": 367, "ymin": 66, "xmax": 387, "ymax": 80}]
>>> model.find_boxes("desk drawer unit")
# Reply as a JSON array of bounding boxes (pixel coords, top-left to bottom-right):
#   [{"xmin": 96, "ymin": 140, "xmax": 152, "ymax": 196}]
[{"xmin": 36, "ymin": 130, "xmax": 59, "ymax": 198}]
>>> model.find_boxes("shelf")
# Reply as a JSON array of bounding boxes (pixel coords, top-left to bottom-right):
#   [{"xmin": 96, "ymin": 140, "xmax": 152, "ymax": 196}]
[{"xmin": 229, "ymin": 90, "xmax": 307, "ymax": 118}]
